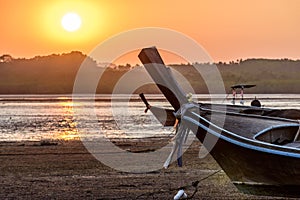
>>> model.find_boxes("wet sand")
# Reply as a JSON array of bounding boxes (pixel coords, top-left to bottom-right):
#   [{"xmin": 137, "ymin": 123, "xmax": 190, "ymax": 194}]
[{"xmin": 0, "ymin": 139, "xmax": 296, "ymax": 199}]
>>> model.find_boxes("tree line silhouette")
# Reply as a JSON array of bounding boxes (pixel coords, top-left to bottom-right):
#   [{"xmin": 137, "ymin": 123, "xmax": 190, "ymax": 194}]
[{"xmin": 0, "ymin": 52, "xmax": 299, "ymax": 94}]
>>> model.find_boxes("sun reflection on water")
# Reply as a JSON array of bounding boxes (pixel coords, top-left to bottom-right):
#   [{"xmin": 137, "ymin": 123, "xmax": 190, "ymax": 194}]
[{"xmin": 56, "ymin": 101, "xmax": 79, "ymax": 140}]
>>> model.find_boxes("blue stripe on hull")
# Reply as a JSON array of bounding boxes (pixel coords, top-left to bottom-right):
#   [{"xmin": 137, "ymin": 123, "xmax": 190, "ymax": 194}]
[{"xmin": 183, "ymin": 115, "xmax": 300, "ymax": 159}]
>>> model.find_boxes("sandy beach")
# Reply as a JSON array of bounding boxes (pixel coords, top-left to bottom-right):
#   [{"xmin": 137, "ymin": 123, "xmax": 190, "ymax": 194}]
[{"xmin": 0, "ymin": 138, "xmax": 296, "ymax": 200}]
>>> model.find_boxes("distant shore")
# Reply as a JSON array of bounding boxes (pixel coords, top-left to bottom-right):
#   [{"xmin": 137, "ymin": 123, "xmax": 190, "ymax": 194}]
[
  {"xmin": 0, "ymin": 139, "xmax": 293, "ymax": 199},
  {"xmin": 0, "ymin": 52, "xmax": 299, "ymax": 94}
]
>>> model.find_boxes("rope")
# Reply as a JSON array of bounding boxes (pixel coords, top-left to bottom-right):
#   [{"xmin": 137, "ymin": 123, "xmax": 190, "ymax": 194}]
[
  {"xmin": 164, "ymin": 103, "xmax": 199, "ymax": 169},
  {"xmin": 186, "ymin": 169, "xmax": 221, "ymax": 199},
  {"xmin": 134, "ymin": 169, "xmax": 222, "ymax": 199}
]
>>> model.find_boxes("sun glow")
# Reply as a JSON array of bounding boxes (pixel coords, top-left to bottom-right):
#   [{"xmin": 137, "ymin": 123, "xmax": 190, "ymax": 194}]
[
  {"xmin": 61, "ymin": 12, "xmax": 82, "ymax": 32},
  {"xmin": 42, "ymin": 1, "xmax": 108, "ymax": 48}
]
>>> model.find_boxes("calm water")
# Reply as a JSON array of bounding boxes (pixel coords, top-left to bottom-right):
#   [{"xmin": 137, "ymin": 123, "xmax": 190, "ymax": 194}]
[{"xmin": 0, "ymin": 94, "xmax": 299, "ymax": 142}]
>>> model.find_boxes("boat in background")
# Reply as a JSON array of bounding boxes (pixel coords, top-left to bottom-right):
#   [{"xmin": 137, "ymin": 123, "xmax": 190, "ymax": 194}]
[
  {"xmin": 138, "ymin": 47, "xmax": 300, "ymax": 197},
  {"xmin": 229, "ymin": 84, "xmax": 257, "ymax": 105}
]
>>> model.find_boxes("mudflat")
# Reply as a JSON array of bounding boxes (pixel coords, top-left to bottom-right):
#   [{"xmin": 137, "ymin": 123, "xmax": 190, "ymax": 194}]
[{"xmin": 0, "ymin": 139, "xmax": 294, "ymax": 199}]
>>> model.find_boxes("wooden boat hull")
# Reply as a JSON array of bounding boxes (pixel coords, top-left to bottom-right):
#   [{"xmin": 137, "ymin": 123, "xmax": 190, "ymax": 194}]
[
  {"xmin": 183, "ymin": 111, "xmax": 300, "ymax": 197},
  {"xmin": 212, "ymin": 138, "xmax": 300, "ymax": 197},
  {"xmin": 138, "ymin": 47, "xmax": 300, "ymax": 197}
]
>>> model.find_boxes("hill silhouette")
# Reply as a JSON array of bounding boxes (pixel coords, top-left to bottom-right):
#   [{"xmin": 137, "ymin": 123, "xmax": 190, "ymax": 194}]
[{"xmin": 0, "ymin": 52, "xmax": 299, "ymax": 94}]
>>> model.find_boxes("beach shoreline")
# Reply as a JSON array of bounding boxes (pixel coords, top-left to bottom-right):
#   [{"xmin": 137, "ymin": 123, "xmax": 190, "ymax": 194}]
[{"xmin": 0, "ymin": 139, "xmax": 294, "ymax": 199}]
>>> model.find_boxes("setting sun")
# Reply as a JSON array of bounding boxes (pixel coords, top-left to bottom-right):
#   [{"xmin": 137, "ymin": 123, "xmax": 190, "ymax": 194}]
[
  {"xmin": 61, "ymin": 12, "xmax": 81, "ymax": 32},
  {"xmin": 38, "ymin": 1, "xmax": 107, "ymax": 50}
]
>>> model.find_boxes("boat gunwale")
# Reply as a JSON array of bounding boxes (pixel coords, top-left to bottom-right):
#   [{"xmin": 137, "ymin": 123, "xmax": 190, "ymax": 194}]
[
  {"xmin": 190, "ymin": 111, "xmax": 300, "ymax": 147},
  {"xmin": 185, "ymin": 110, "xmax": 300, "ymax": 158},
  {"xmin": 199, "ymin": 105, "xmax": 298, "ymax": 123},
  {"xmin": 253, "ymin": 124, "xmax": 300, "ymax": 140}
]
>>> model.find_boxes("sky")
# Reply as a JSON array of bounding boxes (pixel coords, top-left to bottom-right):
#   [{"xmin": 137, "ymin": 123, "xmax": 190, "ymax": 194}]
[{"xmin": 1, "ymin": 0, "xmax": 300, "ymax": 63}]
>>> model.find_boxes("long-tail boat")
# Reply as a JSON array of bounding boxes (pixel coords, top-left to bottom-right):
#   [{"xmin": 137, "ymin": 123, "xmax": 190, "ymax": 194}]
[{"xmin": 138, "ymin": 47, "xmax": 300, "ymax": 197}]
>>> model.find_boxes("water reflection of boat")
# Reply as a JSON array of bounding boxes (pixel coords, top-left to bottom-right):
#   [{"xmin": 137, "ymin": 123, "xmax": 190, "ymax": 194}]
[{"xmin": 138, "ymin": 47, "xmax": 300, "ymax": 197}]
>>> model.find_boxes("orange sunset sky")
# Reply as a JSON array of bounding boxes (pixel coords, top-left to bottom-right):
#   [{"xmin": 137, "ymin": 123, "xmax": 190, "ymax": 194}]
[{"xmin": 1, "ymin": 0, "xmax": 300, "ymax": 63}]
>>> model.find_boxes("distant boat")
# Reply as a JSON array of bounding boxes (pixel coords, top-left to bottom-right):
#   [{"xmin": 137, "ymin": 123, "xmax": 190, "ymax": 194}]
[
  {"xmin": 138, "ymin": 47, "xmax": 300, "ymax": 197},
  {"xmin": 229, "ymin": 84, "xmax": 257, "ymax": 105}
]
